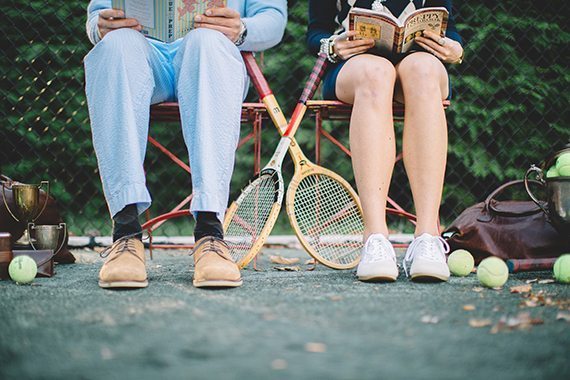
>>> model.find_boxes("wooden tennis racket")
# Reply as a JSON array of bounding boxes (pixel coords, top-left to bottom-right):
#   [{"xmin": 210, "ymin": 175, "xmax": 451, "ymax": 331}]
[{"xmin": 224, "ymin": 53, "xmax": 364, "ymax": 269}]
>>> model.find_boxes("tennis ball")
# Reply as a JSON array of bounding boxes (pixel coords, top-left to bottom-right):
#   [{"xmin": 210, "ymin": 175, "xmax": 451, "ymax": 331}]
[
  {"xmin": 546, "ymin": 166, "xmax": 559, "ymax": 178},
  {"xmin": 447, "ymin": 249, "xmax": 474, "ymax": 277},
  {"xmin": 477, "ymin": 257, "xmax": 509, "ymax": 288},
  {"xmin": 556, "ymin": 153, "xmax": 570, "ymax": 169},
  {"xmin": 557, "ymin": 165, "xmax": 570, "ymax": 177},
  {"xmin": 553, "ymin": 254, "xmax": 570, "ymax": 284},
  {"xmin": 8, "ymin": 255, "xmax": 37, "ymax": 285}
]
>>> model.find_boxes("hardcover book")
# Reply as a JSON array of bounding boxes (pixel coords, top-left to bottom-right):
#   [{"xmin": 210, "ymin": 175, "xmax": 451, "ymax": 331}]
[
  {"xmin": 349, "ymin": 7, "xmax": 449, "ymax": 54},
  {"xmin": 112, "ymin": 0, "xmax": 227, "ymax": 43}
]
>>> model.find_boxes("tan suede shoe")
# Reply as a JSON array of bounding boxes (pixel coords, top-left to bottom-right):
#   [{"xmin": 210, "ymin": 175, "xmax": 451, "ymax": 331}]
[
  {"xmin": 192, "ymin": 237, "xmax": 242, "ymax": 288},
  {"xmin": 98, "ymin": 238, "xmax": 148, "ymax": 289}
]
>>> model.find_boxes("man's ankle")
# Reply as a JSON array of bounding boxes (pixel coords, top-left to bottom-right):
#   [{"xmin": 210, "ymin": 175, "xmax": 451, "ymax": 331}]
[
  {"xmin": 112, "ymin": 204, "xmax": 142, "ymax": 242},
  {"xmin": 194, "ymin": 211, "xmax": 223, "ymax": 241}
]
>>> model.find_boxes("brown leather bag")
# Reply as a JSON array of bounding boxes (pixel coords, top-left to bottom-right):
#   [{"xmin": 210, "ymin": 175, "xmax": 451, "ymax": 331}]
[
  {"xmin": 12, "ymin": 250, "xmax": 55, "ymax": 277},
  {"xmin": 0, "ymin": 175, "xmax": 75, "ymax": 264},
  {"xmin": 443, "ymin": 180, "xmax": 570, "ymax": 264}
]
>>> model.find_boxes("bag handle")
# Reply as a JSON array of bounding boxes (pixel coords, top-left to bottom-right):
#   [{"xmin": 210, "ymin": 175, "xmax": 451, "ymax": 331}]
[{"xmin": 484, "ymin": 179, "xmax": 545, "ymax": 217}]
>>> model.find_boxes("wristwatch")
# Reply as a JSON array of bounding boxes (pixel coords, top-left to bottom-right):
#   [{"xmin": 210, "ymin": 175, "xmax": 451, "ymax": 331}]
[{"xmin": 235, "ymin": 20, "xmax": 247, "ymax": 46}]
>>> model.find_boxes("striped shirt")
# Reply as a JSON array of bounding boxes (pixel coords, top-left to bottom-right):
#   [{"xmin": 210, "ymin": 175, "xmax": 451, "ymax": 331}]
[{"xmin": 307, "ymin": 0, "xmax": 462, "ymax": 54}]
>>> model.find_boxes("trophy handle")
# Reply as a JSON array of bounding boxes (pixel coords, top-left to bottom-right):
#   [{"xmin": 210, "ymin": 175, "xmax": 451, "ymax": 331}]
[
  {"xmin": 2, "ymin": 182, "xmax": 21, "ymax": 222},
  {"xmin": 524, "ymin": 165, "xmax": 549, "ymax": 216},
  {"xmin": 33, "ymin": 181, "xmax": 50, "ymax": 221},
  {"xmin": 28, "ymin": 223, "xmax": 38, "ymax": 250},
  {"xmin": 54, "ymin": 223, "xmax": 67, "ymax": 255}
]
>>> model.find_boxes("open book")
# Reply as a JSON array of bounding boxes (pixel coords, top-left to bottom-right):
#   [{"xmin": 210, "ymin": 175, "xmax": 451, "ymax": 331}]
[
  {"xmin": 349, "ymin": 7, "xmax": 448, "ymax": 54},
  {"xmin": 112, "ymin": 0, "xmax": 227, "ymax": 43}
]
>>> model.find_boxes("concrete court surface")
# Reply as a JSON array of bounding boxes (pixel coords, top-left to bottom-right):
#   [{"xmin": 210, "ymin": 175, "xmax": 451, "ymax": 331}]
[{"xmin": 0, "ymin": 246, "xmax": 569, "ymax": 380}]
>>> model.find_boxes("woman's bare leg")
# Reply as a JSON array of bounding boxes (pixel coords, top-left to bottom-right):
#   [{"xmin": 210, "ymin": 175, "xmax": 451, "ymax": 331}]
[
  {"xmin": 336, "ymin": 54, "xmax": 397, "ymax": 240},
  {"xmin": 395, "ymin": 52, "xmax": 449, "ymax": 236}
]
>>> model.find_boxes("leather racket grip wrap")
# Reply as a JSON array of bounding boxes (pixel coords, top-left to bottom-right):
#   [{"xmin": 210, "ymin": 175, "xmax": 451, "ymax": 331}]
[{"xmin": 300, "ymin": 54, "xmax": 328, "ymax": 104}]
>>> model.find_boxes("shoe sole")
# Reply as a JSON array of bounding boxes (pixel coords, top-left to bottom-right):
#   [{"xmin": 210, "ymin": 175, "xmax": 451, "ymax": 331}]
[
  {"xmin": 357, "ymin": 275, "xmax": 398, "ymax": 282},
  {"xmin": 410, "ymin": 273, "xmax": 449, "ymax": 282},
  {"xmin": 193, "ymin": 279, "xmax": 243, "ymax": 288},
  {"xmin": 98, "ymin": 280, "xmax": 148, "ymax": 289}
]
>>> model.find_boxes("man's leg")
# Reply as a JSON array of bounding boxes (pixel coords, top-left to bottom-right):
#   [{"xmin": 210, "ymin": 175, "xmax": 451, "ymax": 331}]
[
  {"xmin": 173, "ymin": 28, "xmax": 247, "ymax": 287},
  {"xmin": 84, "ymin": 29, "xmax": 174, "ymax": 288},
  {"xmin": 85, "ymin": 29, "xmax": 174, "ymax": 239}
]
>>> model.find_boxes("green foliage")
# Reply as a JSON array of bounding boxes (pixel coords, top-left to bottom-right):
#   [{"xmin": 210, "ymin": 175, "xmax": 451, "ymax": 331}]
[{"xmin": 1, "ymin": 0, "xmax": 568, "ymax": 235}]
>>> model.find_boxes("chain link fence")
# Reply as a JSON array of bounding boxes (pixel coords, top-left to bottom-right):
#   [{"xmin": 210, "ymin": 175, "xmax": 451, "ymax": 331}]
[{"xmin": 1, "ymin": 0, "xmax": 569, "ymax": 237}]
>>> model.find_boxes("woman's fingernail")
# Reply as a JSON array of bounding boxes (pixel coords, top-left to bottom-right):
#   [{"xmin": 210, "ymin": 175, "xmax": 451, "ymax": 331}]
[
  {"xmin": 205, "ymin": 10, "xmax": 212, "ymax": 16},
  {"xmin": 195, "ymin": 15, "xmax": 201, "ymax": 21}
]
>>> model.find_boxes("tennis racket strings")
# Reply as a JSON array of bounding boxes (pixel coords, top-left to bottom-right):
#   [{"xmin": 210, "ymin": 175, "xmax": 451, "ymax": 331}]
[
  {"xmin": 224, "ymin": 170, "xmax": 284, "ymax": 266},
  {"xmin": 289, "ymin": 173, "xmax": 363, "ymax": 266}
]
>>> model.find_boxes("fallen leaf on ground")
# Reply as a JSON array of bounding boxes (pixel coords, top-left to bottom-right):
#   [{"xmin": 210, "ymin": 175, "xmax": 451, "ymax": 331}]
[
  {"xmin": 525, "ymin": 278, "xmax": 538, "ymax": 284},
  {"xmin": 510, "ymin": 284, "xmax": 532, "ymax": 294},
  {"xmin": 538, "ymin": 279, "xmax": 555, "ymax": 284},
  {"xmin": 421, "ymin": 315, "xmax": 440, "ymax": 324},
  {"xmin": 270, "ymin": 255, "xmax": 300, "ymax": 265},
  {"xmin": 305, "ymin": 258, "xmax": 316, "ymax": 265},
  {"xmin": 463, "ymin": 304, "xmax": 476, "ymax": 311},
  {"xmin": 556, "ymin": 312, "xmax": 570, "ymax": 322},
  {"xmin": 271, "ymin": 359, "xmax": 288, "ymax": 370},
  {"xmin": 273, "ymin": 266, "xmax": 301, "ymax": 271},
  {"xmin": 329, "ymin": 295, "xmax": 343, "ymax": 301},
  {"xmin": 472, "ymin": 287, "xmax": 484, "ymax": 293},
  {"xmin": 305, "ymin": 342, "xmax": 327, "ymax": 353},
  {"xmin": 490, "ymin": 312, "xmax": 544, "ymax": 334},
  {"xmin": 469, "ymin": 318, "xmax": 492, "ymax": 328}
]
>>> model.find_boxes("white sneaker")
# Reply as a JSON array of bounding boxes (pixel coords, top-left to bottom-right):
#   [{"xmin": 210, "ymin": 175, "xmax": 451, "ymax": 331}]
[
  {"xmin": 356, "ymin": 234, "xmax": 398, "ymax": 282},
  {"xmin": 403, "ymin": 233, "xmax": 450, "ymax": 281}
]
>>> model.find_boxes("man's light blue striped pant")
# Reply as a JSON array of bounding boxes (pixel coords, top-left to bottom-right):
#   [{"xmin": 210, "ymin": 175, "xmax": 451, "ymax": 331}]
[{"xmin": 84, "ymin": 28, "xmax": 247, "ymax": 222}]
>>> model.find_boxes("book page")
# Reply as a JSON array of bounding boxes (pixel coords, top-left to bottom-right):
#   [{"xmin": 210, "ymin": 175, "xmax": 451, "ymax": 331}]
[
  {"xmin": 401, "ymin": 9, "xmax": 448, "ymax": 53},
  {"xmin": 125, "ymin": 0, "xmax": 155, "ymax": 29},
  {"xmin": 351, "ymin": 14, "xmax": 397, "ymax": 53},
  {"xmin": 176, "ymin": 0, "xmax": 226, "ymax": 38}
]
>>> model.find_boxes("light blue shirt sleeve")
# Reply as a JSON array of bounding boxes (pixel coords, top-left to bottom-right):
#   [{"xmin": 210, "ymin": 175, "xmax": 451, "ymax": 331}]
[
  {"xmin": 86, "ymin": 0, "xmax": 112, "ymax": 45},
  {"xmin": 238, "ymin": 0, "xmax": 287, "ymax": 52}
]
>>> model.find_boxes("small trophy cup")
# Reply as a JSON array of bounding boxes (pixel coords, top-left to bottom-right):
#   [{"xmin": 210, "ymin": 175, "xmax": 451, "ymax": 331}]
[
  {"xmin": 27, "ymin": 223, "xmax": 67, "ymax": 256},
  {"xmin": 525, "ymin": 143, "xmax": 570, "ymax": 236},
  {"xmin": 2, "ymin": 181, "xmax": 50, "ymax": 223}
]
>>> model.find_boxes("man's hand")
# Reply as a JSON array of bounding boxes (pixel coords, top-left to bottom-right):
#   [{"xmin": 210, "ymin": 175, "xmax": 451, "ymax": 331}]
[
  {"xmin": 98, "ymin": 9, "xmax": 142, "ymax": 39},
  {"xmin": 414, "ymin": 30, "xmax": 463, "ymax": 64},
  {"xmin": 333, "ymin": 31, "xmax": 375, "ymax": 61},
  {"xmin": 194, "ymin": 7, "xmax": 242, "ymax": 43}
]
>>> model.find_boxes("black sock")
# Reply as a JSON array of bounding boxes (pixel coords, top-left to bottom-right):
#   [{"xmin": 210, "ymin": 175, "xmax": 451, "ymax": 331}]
[
  {"xmin": 112, "ymin": 204, "xmax": 142, "ymax": 242},
  {"xmin": 194, "ymin": 212, "xmax": 223, "ymax": 241}
]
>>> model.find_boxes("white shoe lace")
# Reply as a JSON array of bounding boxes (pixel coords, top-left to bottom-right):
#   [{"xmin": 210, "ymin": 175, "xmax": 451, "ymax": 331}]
[
  {"xmin": 403, "ymin": 234, "xmax": 450, "ymax": 276},
  {"xmin": 361, "ymin": 234, "xmax": 396, "ymax": 264}
]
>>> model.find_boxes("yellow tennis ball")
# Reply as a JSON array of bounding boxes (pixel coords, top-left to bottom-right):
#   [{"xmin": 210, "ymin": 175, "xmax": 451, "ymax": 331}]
[
  {"xmin": 546, "ymin": 166, "xmax": 559, "ymax": 178},
  {"xmin": 556, "ymin": 153, "xmax": 570, "ymax": 169},
  {"xmin": 8, "ymin": 255, "xmax": 37, "ymax": 285},
  {"xmin": 477, "ymin": 257, "xmax": 509, "ymax": 288},
  {"xmin": 447, "ymin": 249, "xmax": 474, "ymax": 276},
  {"xmin": 554, "ymin": 254, "xmax": 570, "ymax": 284},
  {"xmin": 557, "ymin": 165, "xmax": 570, "ymax": 177}
]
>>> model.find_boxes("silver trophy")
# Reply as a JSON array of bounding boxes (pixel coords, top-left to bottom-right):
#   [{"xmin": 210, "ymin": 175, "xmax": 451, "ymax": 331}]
[{"xmin": 27, "ymin": 223, "xmax": 67, "ymax": 255}]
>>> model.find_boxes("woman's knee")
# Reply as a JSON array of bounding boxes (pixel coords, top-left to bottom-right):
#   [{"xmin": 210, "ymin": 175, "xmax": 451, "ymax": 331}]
[
  {"xmin": 339, "ymin": 56, "xmax": 396, "ymax": 100},
  {"xmin": 397, "ymin": 53, "xmax": 447, "ymax": 94}
]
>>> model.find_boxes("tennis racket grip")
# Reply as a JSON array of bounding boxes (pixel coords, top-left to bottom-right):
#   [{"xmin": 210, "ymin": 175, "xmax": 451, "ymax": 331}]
[
  {"xmin": 242, "ymin": 52, "xmax": 272, "ymax": 98},
  {"xmin": 300, "ymin": 54, "xmax": 328, "ymax": 104},
  {"xmin": 506, "ymin": 258, "xmax": 557, "ymax": 273}
]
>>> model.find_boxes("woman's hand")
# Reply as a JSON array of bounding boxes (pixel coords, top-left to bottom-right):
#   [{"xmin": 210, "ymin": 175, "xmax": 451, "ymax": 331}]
[
  {"xmin": 195, "ymin": 7, "xmax": 242, "ymax": 43},
  {"xmin": 333, "ymin": 31, "xmax": 375, "ymax": 61},
  {"xmin": 415, "ymin": 30, "xmax": 463, "ymax": 64},
  {"xmin": 97, "ymin": 9, "xmax": 142, "ymax": 39}
]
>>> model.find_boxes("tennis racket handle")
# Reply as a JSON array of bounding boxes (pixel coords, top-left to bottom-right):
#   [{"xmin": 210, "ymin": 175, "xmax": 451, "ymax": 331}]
[
  {"xmin": 300, "ymin": 54, "xmax": 328, "ymax": 103},
  {"xmin": 506, "ymin": 258, "xmax": 557, "ymax": 273},
  {"xmin": 242, "ymin": 52, "xmax": 272, "ymax": 98}
]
